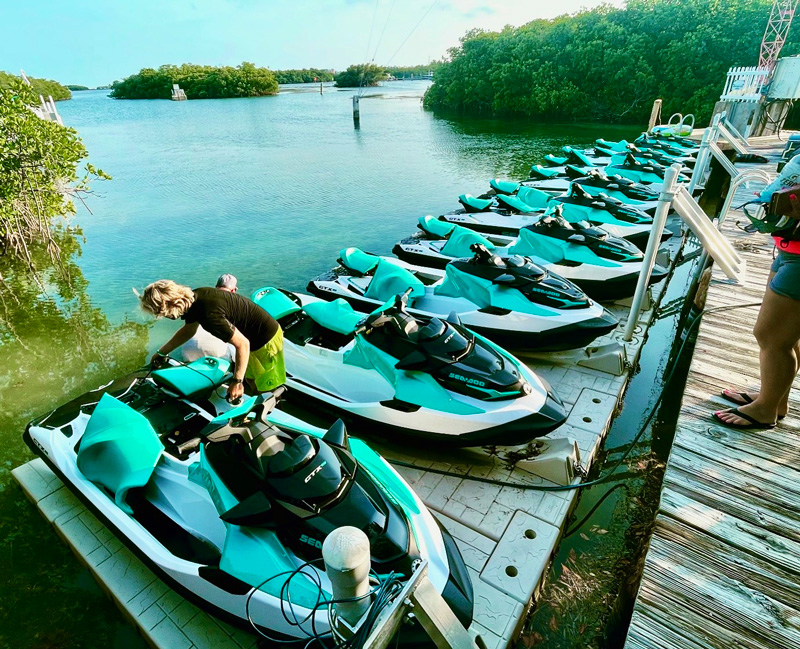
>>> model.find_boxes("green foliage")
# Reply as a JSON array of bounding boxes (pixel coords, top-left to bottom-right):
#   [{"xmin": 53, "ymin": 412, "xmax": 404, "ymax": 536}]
[
  {"xmin": 334, "ymin": 63, "xmax": 386, "ymax": 88},
  {"xmin": 0, "ymin": 79, "xmax": 108, "ymax": 269},
  {"xmin": 66, "ymin": 85, "xmax": 90, "ymax": 91},
  {"xmin": 274, "ymin": 68, "xmax": 334, "ymax": 84},
  {"xmin": 386, "ymin": 62, "xmax": 443, "ymax": 78},
  {"xmin": 109, "ymin": 62, "xmax": 279, "ymax": 99},
  {"xmin": 0, "ymin": 71, "xmax": 71, "ymax": 101},
  {"xmin": 424, "ymin": 0, "xmax": 800, "ymax": 123}
]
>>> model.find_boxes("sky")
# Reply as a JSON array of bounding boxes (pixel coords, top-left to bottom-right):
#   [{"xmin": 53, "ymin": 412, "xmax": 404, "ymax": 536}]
[{"xmin": 0, "ymin": 0, "xmax": 622, "ymax": 87}]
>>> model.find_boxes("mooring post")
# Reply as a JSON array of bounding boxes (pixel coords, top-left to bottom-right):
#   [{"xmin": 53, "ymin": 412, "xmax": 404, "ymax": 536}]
[
  {"xmin": 623, "ymin": 164, "xmax": 681, "ymax": 342},
  {"xmin": 353, "ymin": 95, "xmax": 360, "ymax": 126},
  {"xmin": 647, "ymin": 99, "xmax": 662, "ymax": 133},
  {"xmin": 320, "ymin": 81, "xmax": 324, "ymax": 95},
  {"xmin": 323, "ymin": 526, "xmax": 371, "ymax": 634}
]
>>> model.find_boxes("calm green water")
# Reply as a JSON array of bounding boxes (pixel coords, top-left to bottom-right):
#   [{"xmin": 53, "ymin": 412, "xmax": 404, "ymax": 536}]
[{"xmin": 0, "ymin": 82, "xmax": 635, "ymax": 648}]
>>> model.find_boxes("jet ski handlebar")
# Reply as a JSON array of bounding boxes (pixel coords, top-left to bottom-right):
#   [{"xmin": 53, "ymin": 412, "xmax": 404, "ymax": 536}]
[{"xmin": 354, "ymin": 288, "xmax": 415, "ymax": 335}]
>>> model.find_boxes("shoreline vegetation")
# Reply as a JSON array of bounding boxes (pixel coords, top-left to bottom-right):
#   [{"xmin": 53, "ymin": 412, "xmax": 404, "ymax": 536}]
[
  {"xmin": 423, "ymin": 0, "xmax": 800, "ymax": 124},
  {"xmin": 109, "ymin": 62, "xmax": 279, "ymax": 100},
  {"xmin": 0, "ymin": 71, "xmax": 71, "ymax": 101}
]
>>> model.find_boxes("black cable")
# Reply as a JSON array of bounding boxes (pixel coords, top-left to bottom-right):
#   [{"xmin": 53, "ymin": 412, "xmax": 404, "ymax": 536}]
[
  {"xmin": 562, "ymin": 483, "xmax": 629, "ymax": 538},
  {"xmin": 387, "ymin": 300, "xmax": 763, "ymax": 492}
]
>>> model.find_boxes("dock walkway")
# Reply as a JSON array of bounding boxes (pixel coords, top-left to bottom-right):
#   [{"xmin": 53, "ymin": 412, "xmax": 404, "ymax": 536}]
[{"xmin": 625, "ymin": 143, "xmax": 800, "ymax": 649}]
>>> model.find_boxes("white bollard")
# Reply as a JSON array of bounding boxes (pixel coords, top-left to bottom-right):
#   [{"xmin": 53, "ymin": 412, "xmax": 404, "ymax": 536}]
[{"xmin": 323, "ymin": 526, "xmax": 371, "ymax": 630}]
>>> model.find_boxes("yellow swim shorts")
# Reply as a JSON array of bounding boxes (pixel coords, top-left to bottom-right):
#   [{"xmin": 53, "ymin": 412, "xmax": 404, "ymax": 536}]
[{"xmin": 245, "ymin": 327, "xmax": 286, "ymax": 392}]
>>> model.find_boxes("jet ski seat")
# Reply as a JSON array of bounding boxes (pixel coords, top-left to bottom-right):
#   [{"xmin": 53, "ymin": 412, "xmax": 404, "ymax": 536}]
[
  {"xmin": 418, "ymin": 215, "xmax": 454, "ymax": 239},
  {"xmin": 77, "ymin": 393, "xmax": 165, "ymax": 515},
  {"xmin": 489, "ymin": 179, "xmax": 520, "ymax": 195},
  {"xmin": 495, "ymin": 194, "xmax": 536, "ymax": 213},
  {"xmin": 303, "ymin": 299, "xmax": 362, "ymax": 335},
  {"xmin": 339, "ymin": 247, "xmax": 379, "ymax": 276},
  {"xmin": 529, "ymin": 165, "xmax": 560, "ymax": 179},
  {"xmin": 152, "ymin": 357, "xmax": 231, "ymax": 399},
  {"xmin": 417, "ymin": 318, "xmax": 446, "ymax": 343},
  {"xmin": 458, "ymin": 194, "xmax": 493, "ymax": 213}
]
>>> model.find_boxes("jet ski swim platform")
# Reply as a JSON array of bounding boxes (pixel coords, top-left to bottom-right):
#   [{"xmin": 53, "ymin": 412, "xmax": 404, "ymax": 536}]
[{"xmin": 10, "ymin": 231, "xmax": 684, "ymax": 649}]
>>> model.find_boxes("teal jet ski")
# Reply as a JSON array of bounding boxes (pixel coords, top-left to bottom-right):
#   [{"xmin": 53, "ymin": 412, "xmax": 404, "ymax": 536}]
[
  {"xmin": 307, "ymin": 246, "xmax": 618, "ymax": 351},
  {"xmin": 393, "ymin": 213, "xmax": 667, "ymax": 301},
  {"xmin": 604, "ymin": 152, "xmax": 690, "ymax": 185},
  {"xmin": 24, "ymin": 357, "xmax": 474, "ymax": 642}
]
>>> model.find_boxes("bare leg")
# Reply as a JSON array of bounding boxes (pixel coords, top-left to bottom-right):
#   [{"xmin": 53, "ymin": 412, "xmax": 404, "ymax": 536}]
[{"xmin": 717, "ymin": 286, "xmax": 800, "ymax": 425}]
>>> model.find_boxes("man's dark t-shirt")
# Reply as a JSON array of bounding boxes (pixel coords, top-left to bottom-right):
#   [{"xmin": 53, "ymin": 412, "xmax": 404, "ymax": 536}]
[{"xmin": 182, "ymin": 287, "xmax": 279, "ymax": 350}]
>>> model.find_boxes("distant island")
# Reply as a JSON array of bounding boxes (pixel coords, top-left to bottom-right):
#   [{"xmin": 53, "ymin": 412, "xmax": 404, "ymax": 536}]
[
  {"xmin": 274, "ymin": 69, "xmax": 334, "ymax": 84},
  {"xmin": 110, "ymin": 62, "xmax": 279, "ymax": 99},
  {"xmin": 66, "ymin": 85, "xmax": 90, "ymax": 91},
  {"xmin": 0, "ymin": 71, "xmax": 71, "ymax": 101},
  {"xmin": 334, "ymin": 63, "xmax": 386, "ymax": 88}
]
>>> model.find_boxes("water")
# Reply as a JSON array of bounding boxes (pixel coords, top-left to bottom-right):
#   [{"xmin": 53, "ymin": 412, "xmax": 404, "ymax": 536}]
[{"xmin": 0, "ymin": 81, "xmax": 636, "ymax": 648}]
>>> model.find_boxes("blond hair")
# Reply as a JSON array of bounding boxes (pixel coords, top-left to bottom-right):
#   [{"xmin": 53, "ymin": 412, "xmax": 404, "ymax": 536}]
[{"xmin": 140, "ymin": 280, "xmax": 195, "ymax": 319}]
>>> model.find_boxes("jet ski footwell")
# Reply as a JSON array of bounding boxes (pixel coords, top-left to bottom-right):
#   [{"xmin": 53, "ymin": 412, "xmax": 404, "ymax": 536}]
[{"xmin": 13, "ymin": 235, "xmax": 681, "ymax": 649}]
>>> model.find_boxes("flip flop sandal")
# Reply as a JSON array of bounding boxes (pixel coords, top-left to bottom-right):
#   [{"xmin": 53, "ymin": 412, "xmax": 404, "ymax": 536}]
[
  {"xmin": 720, "ymin": 390, "xmax": 786, "ymax": 419},
  {"xmin": 712, "ymin": 407, "xmax": 776, "ymax": 430}
]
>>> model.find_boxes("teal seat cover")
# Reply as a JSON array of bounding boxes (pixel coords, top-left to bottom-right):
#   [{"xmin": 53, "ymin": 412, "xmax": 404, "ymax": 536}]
[
  {"xmin": 517, "ymin": 186, "xmax": 552, "ymax": 209},
  {"xmin": 489, "ymin": 179, "xmax": 520, "ymax": 195},
  {"xmin": 459, "ymin": 194, "xmax": 493, "ymax": 211},
  {"xmin": 496, "ymin": 194, "xmax": 536, "ymax": 213},
  {"xmin": 339, "ymin": 247, "xmax": 379, "ymax": 275},
  {"xmin": 303, "ymin": 299, "xmax": 362, "ymax": 335},
  {"xmin": 251, "ymin": 286, "xmax": 302, "ymax": 320},
  {"xmin": 441, "ymin": 226, "xmax": 494, "ymax": 258},
  {"xmin": 364, "ymin": 259, "xmax": 426, "ymax": 302},
  {"xmin": 563, "ymin": 146, "xmax": 595, "ymax": 167},
  {"xmin": 419, "ymin": 215, "xmax": 455, "ymax": 238},
  {"xmin": 77, "ymin": 394, "xmax": 164, "ymax": 515},
  {"xmin": 529, "ymin": 165, "xmax": 560, "ymax": 179},
  {"xmin": 544, "ymin": 154, "xmax": 568, "ymax": 166},
  {"xmin": 604, "ymin": 162, "xmax": 662, "ymax": 185},
  {"xmin": 577, "ymin": 183, "xmax": 647, "ymax": 205},
  {"xmin": 152, "ymin": 356, "xmax": 231, "ymax": 398},
  {"xmin": 596, "ymin": 139, "xmax": 628, "ymax": 152}
]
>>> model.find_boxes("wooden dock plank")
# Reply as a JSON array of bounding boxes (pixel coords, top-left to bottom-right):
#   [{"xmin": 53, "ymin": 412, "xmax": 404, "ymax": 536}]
[{"xmin": 626, "ymin": 143, "xmax": 800, "ymax": 649}]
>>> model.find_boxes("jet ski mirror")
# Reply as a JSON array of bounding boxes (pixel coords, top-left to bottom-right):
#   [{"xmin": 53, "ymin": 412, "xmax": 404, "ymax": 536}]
[
  {"xmin": 395, "ymin": 350, "xmax": 428, "ymax": 370},
  {"xmin": 220, "ymin": 491, "xmax": 274, "ymax": 527},
  {"xmin": 446, "ymin": 310, "xmax": 462, "ymax": 326},
  {"xmin": 322, "ymin": 419, "xmax": 349, "ymax": 448},
  {"xmin": 492, "ymin": 273, "xmax": 516, "ymax": 286},
  {"xmin": 567, "ymin": 234, "xmax": 586, "ymax": 244}
]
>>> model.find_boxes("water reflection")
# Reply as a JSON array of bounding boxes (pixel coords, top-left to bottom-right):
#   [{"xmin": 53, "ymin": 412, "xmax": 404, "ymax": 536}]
[{"xmin": 0, "ymin": 228, "xmax": 149, "ymax": 649}]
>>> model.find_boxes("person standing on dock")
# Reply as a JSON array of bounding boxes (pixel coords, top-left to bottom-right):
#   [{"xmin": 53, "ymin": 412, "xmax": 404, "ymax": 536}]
[
  {"xmin": 714, "ymin": 195, "xmax": 800, "ymax": 429},
  {"xmin": 139, "ymin": 279, "xmax": 285, "ymax": 402}
]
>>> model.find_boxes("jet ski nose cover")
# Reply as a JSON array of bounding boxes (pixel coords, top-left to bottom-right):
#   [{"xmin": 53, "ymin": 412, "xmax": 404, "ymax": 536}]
[
  {"xmin": 76, "ymin": 393, "xmax": 164, "ymax": 514},
  {"xmin": 364, "ymin": 259, "xmax": 425, "ymax": 303}
]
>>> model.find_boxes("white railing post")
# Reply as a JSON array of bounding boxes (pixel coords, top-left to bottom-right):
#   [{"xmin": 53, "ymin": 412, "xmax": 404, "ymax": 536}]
[
  {"xmin": 688, "ymin": 126, "xmax": 713, "ymax": 193},
  {"xmin": 623, "ymin": 164, "xmax": 681, "ymax": 341}
]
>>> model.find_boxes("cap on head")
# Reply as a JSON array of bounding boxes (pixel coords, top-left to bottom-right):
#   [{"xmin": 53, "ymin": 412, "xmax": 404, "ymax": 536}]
[{"xmin": 216, "ymin": 273, "xmax": 238, "ymax": 290}]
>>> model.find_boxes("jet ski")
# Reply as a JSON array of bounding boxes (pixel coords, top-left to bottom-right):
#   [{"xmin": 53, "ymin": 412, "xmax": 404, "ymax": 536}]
[
  {"xmin": 599, "ymin": 136, "xmax": 699, "ymax": 158},
  {"xmin": 442, "ymin": 185, "xmax": 663, "ymax": 250},
  {"xmin": 24, "ymin": 357, "xmax": 474, "ymax": 642},
  {"xmin": 592, "ymin": 143, "xmax": 694, "ymax": 168},
  {"xmin": 251, "ymin": 287, "xmax": 567, "ymax": 445},
  {"xmin": 491, "ymin": 175, "xmax": 659, "ymax": 214},
  {"xmin": 307, "ymin": 245, "xmax": 618, "ymax": 351},
  {"xmin": 604, "ymin": 153, "xmax": 690, "ymax": 185},
  {"xmin": 394, "ymin": 213, "xmax": 667, "ymax": 301}
]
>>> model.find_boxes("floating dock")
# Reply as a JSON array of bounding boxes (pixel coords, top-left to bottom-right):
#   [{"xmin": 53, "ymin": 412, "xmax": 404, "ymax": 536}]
[
  {"xmin": 625, "ymin": 142, "xmax": 800, "ymax": 649},
  {"xmin": 13, "ymin": 226, "xmax": 684, "ymax": 649}
]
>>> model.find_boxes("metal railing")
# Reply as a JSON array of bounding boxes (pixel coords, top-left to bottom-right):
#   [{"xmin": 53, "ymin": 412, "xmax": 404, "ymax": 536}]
[{"xmin": 720, "ymin": 66, "xmax": 770, "ymax": 102}]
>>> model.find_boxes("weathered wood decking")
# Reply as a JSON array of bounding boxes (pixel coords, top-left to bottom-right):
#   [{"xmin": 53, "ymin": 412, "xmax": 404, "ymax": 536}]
[{"xmin": 625, "ymin": 142, "xmax": 800, "ymax": 649}]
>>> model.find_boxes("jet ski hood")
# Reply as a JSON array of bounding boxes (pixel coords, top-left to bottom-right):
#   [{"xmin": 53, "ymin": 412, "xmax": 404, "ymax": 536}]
[
  {"xmin": 435, "ymin": 244, "xmax": 591, "ymax": 312},
  {"xmin": 575, "ymin": 170, "xmax": 659, "ymax": 202}
]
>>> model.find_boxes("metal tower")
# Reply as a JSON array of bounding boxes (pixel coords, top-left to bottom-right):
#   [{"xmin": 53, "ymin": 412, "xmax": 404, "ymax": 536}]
[{"xmin": 759, "ymin": 0, "xmax": 799, "ymax": 70}]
